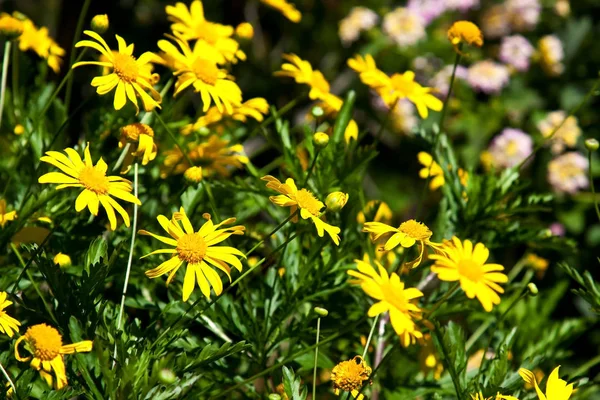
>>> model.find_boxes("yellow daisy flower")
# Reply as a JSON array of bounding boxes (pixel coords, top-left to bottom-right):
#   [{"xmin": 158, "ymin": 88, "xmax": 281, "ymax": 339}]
[
  {"xmin": 73, "ymin": 30, "xmax": 161, "ymax": 113},
  {"xmin": 447, "ymin": 21, "xmax": 484, "ymax": 53},
  {"xmin": 118, "ymin": 123, "xmax": 158, "ymax": 173},
  {"xmin": 418, "ymin": 151, "xmax": 469, "ymax": 190},
  {"xmin": 260, "ymin": 0, "xmax": 302, "ymax": 23},
  {"xmin": 140, "ymin": 207, "xmax": 245, "ymax": 301},
  {"xmin": 160, "ymin": 135, "xmax": 248, "ymax": 178},
  {"xmin": 0, "ymin": 199, "xmax": 17, "ymax": 228},
  {"xmin": 348, "ymin": 258, "xmax": 424, "ymax": 346},
  {"xmin": 471, "ymin": 392, "xmax": 518, "ymax": 400},
  {"xmin": 261, "ymin": 175, "xmax": 341, "ymax": 245},
  {"xmin": 158, "ymin": 35, "xmax": 242, "ymax": 113},
  {"xmin": 430, "ymin": 237, "xmax": 508, "ymax": 312},
  {"xmin": 38, "ymin": 144, "xmax": 141, "ymax": 230},
  {"xmin": 274, "ymin": 53, "xmax": 330, "ymax": 101},
  {"xmin": 525, "ymin": 253, "xmax": 549, "ymax": 279},
  {"xmin": 362, "ymin": 219, "xmax": 442, "ymax": 269},
  {"xmin": 165, "ymin": 0, "xmax": 245, "ymax": 63},
  {"xmin": 0, "ymin": 12, "xmax": 24, "ymax": 39},
  {"xmin": 519, "ymin": 366, "xmax": 573, "ymax": 400},
  {"xmin": 15, "ymin": 323, "xmax": 93, "ymax": 390},
  {"xmin": 331, "ymin": 356, "xmax": 371, "ymax": 400},
  {"xmin": 53, "ymin": 253, "xmax": 72, "ymax": 268},
  {"xmin": 356, "ymin": 200, "xmax": 393, "ymax": 225},
  {"xmin": 17, "ymin": 19, "xmax": 65, "ymax": 73},
  {"xmin": 0, "ymin": 291, "xmax": 20, "ymax": 337}
]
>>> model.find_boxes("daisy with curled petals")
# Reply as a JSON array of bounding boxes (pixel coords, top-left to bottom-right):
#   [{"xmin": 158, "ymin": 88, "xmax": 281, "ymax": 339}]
[
  {"xmin": 519, "ymin": 366, "xmax": 573, "ymax": 400},
  {"xmin": 38, "ymin": 144, "xmax": 141, "ymax": 230},
  {"xmin": 15, "ymin": 323, "xmax": 92, "ymax": 389},
  {"xmin": 72, "ymin": 30, "xmax": 161, "ymax": 113},
  {"xmin": 348, "ymin": 258, "xmax": 424, "ymax": 347},
  {"xmin": 158, "ymin": 34, "xmax": 242, "ymax": 113},
  {"xmin": 140, "ymin": 207, "xmax": 246, "ymax": 302},
  {"xmin": 261, "ymin": 175, "xmax": 341, "ymax": 245},
  {"xmin": 430, "ymin": 237, "xmax": 508, "ymax": 312},
  {"xmin": 362, "ymin": 219, "xmax": 442, "ymax": 269},
  {"xmin": 0, "ymin": 291, "xmax": 20, "ymax": 337},
  {"xmin": 165, "ymin": 0, "xmax": 245, "ymax": 63}
]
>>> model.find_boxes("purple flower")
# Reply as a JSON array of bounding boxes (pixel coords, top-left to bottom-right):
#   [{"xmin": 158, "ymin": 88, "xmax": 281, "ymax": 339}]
[
  {"xmin": 499, "ymin": 35, "xmax": 534, "ymax": 72},
  {"xmin": 407, "ymin": 0, "xmax": 446, "ymax": 25},
  {"xmin": 445, "ymin": 0, "xmax": 480, "ymax": 12},
  {"xmin": 488, "ymin": 128, "xmax": 533, "ymax": 168},
  {"xmin": 549, "ymin": 222, "xmax": 565, "ymax": 237}
]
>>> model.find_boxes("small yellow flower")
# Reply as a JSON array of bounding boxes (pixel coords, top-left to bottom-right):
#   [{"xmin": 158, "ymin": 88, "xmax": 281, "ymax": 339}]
[
  {"xmin": 13, "ymin": 124, "xmax": 25, "ymax": 135},
  {"xmin": 348, "ymin": 258, "xmax": 424, "ymax": 346},
  {"xmin": 325, "ymin": 192, "xmax": 349, "ymax": 212},
  {"xmin": 313, "ymin": 132, "xmax": 330, "ymax": 148},
  {"xmin": 90, "ymin": 14, "xmax": 109, "ymax": 33},
  {"xmin": 53, "ymin": 253, "xmax": 72, "ymax": 268},
  {"xmin": 471, "ymin": 392, "xmax": 519, "ymax": 400},
  {"xmin": 519, "ymin": 366, "xmax": 573, "ymax": 400},
  {"xmin": 430, "ymin": 237, "xmax": 508, "ymax": 312},
  {"xmin": 0, "ymin": 291, "xmax": 20, "ymax": 337},
  {"xmin": 140, "ymin": 207, "xmax": 245, "ymax": 301},
  {"xmin": 15, "ymin": 323, "xmax": 93, "ymax": 389},
  {"xmin": 447, "ymin": 21, "xmax": 484, "ymax": 52},
  {"xmin": 331, "ymin": 356, "xmax": 371, "ymax": 399},
  {"xmin": 0, "ymin": 199, "xmax": 17, "ymax": 228},
  {"xmin": 274, "ymin": 53, "xmax": 330, "ymax": 101},
  {"xmin": 181, "ymin": 98, "xmax": 269, "ymax": 135},
  {"xmin": 0, "ymin": 13, "xmax": 24, "ymax": 39},
  {"xmin": 317, "ymin": 93, "xmax": 359, "ymax": 143},
  {"xmin": 418, "ymin": 334, "xmax": 443, "ymax": 380},
  {"xmin": 73, "ymin": 31, "xmax": 161, "ymax": 113},
  {"xmin": 118, "ymin": 123, "xmax": 158, "ymax": 173},
  {"xmin": 235, "ymin": 22, "xmax": 254, "ymax": 39},
  {"xmin": 17, "ymin": 19, "xmax": 64, "ymax": 72},
  {"xmin": 38, "ymin": 144, "xmax": 141, "ymax": 230},
  {"xmin": 260, "ymin": 0, "xmax": 302, "ymax": 23},
  {"xmin": 525, "ymin": 253, "xmax": 549, "ymax": 279},
  {"xmin": 356, "ymin": 200, "xmax": 393, "ymax": 225},
  {"xmin": 262, "ymin": 175, "xmax": 341, "ymax": 245},
  {"xmin": 184, "ymin": 166, "xmax": 204, "ymax": 183},
  {"xmin": 418, "ymin": 151, "xmax": 468, "ymax": 190}
]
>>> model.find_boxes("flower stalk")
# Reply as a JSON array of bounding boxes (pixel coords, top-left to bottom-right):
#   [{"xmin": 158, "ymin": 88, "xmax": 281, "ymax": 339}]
[{"xmin": 0, "ymin": 41, "xmax": 11, "ymax": 129}]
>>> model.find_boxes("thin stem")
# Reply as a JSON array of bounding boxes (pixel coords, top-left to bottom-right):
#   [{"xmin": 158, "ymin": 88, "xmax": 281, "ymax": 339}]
[
  {"xmin": 362, "ymin": 314, "xmax": 380, "ymax": 359},
  {"xmin": 312, "ymin": 317, "xmax": 321, "ymax": 400},
  {"xmin": 154, "ymin": 110, "xmax": 194, "ymax": 166},
  {"xmin": 113, "ymin": 162, "xmax": 139, "ymax": 368},
  {"xmin": 203, "ymin": 180, "xmax": 221, "ymax": 222},
  {"xmin": 248, "ymin": 93, "xmax": 304, "ymax": 138},
  {"xmin": 64, "ymin": 0, "xmax": 92, "ymax": 112},
  {"xmin": 433, "ymin": 326, "xmax": 463, "ymax": 398},
  {"xmin": 370, "ymin": 315, "xmax": 387, "ymax": 400},
  {"xmin": 437, "ymin": 51, "xmax": 461, "ymax": 132},
  {"xmin": 112, "ymin": 143, "xmax": 131, "ymax": 172},
  {"xmin": 588, "ymin": 149, "xmax": 600, "ymax": 223},
  {"xmin": 11, "ymin": 41, "xmax": 19, "ymax": 115},
  {"xmin": 572, "ymin": 353, "xmax": 600, "ymax": 378},
  {"xmin": 9, "ymin": 226, "xmax": 55, "ymax": 294},
  {"xmin": 244, "ymin": 210, "xmax": 299, "ymax": 257},
  {"xmin": 0, "ymin": 360, "xmax": 16, "ymax": 397},
  {"xmin": 303, "ymin": 149, "xmax": 320, "ymax": 187},
  {"xmin": 374, "ymin": 99, "xmax": 398, "ymax": 144},
  {"xmin": 0, "ymin": 41, "xmax": 11, "ymax": 129},
  {"xmin": 426, "ymin": 283, "xmax": 460, "ymax": 317}
]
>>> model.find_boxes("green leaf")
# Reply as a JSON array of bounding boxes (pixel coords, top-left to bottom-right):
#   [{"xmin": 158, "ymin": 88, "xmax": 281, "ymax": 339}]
[
  {"xmin": 85, "ymin": 237, "xmax": 108, "ymax": 273},
  {"xmin": 332, "ymin": 90, "xmax": 356, "ymax": 144},
  {"xmin": 282, "ymin": 366, "xmax": 308, "ymax": 400}
]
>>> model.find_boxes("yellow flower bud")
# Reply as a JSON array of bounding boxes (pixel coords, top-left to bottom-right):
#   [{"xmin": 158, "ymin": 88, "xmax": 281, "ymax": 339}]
[
  {"xmin": 184, "ymin": 166, "xmax": 203, "ymax": 183},
  {"xmin": 90, "ymin": 14, "xmax": 109, "ymax": 34},
  {"xmin": 325, "ymin": 192, "xmax": 349, "ymax": 212},
  {"xmin": 313, "ymin": 132, "xmax": 329, "ymax": 148},
  {"xmin": 447, "ymin": 20, "xmax": 483, "ymax": 53},
  {"xmin": 0, "ymin": 13, "xmax": 24, "ymax": 40},
  {"xmin": 14, "ymin": 124, "xmax": 24, "ymax": 135},
  {"xmin": 53, "ymin": 252, "xmax": 72, "ymax": 268},
  {"xmin": 235, "ymin": 22, "xmax": 254, "ymax": 39}
]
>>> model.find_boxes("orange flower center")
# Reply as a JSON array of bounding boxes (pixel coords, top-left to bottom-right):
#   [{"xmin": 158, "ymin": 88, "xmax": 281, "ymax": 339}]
[
  {"xmin": 458, "ymin": 259, "xmax": 484, "ymax": 282},
  {"xmin": 399, "ymin": 220, "xmax": 432, "ymax": 241},
  {"xmin": 113, "ymin": 53, "xmax": 139, "ymax": 83},
  {"xmin": 79, "ymin": 166, "xmax": 110, "ymax": 194},
  {"xmin": 331, "ymin": 356, "xmax": 371, "ymax": 392},
  {"xmin": 176, "ymin": 233, "xmax": 208, "ymax": 264},
  {"xmin": 295, "ymin": 189, "xmax": 323, "ymax": 216},
  {"xmin": 192, "ymin": 58, "xmax": 219, "ymax": 85},
  {"xmin": 25, "ymin": 324, "xmax": 63, "ymax": 361},
  {"xmin": 121, "ymin": 122, "xmax": 154, "ymax": 143}
]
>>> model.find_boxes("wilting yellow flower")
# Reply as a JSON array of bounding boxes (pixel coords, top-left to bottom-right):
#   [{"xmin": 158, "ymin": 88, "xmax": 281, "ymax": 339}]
[
  {"xmin": 0, "ymin": 13, "xmax": 24, "ymax": 39},
  {"xmin": 471, "ymin": 392, "xmax": 519, "ymax": 400},
  {"xmin": 274, "ymin": 53, "xmax": 330, "ymax": 100},
  {"xmin": 165, "ymin": 1, "xmax": 244, "ymax": 63},
  {"xmin": 262, "ymin": 176, "xmax": 341, "ymax": 245},
  {"xmin": 348, "ymin": 54, "xmax": 442, "ymax": 118},
  {"xmin": 260, "ymin": 0, "xmax": 302, "ymax": 23},
  {"xmin": 418, "ymin": 334, "xmax": 443, "ymax": 379},
  {"xmin": 161, "ymin": 135, "xmax": 248, "ymax": 178},
  {"xmin": 140, "ymin": 207, "xmax": 245, "ymax": 301},
  {"xmin": 73, "ymin": 31, "xmax": 161, "ymax": 113},
  {"xmin": 17, "ymin": 19, "xmax": 65, "ymax": 73},
  {"xmin": 0, "ymin": 199, "xmax": 17, "ymax": 228},
  {"xmin": 158, "ymin": 35, "xmax": 242, "ymax": 113},
  {"xmin": 15, "ymin": 323, "xmax": 93, "ymax": 389},
  {"xmin": 181, "ymin": 98, "xmax": 269, "ymax": 135},
  {"xmin": 430, "ymin": 237, "xmax": 508, "ymax": 312},
  {"xmin": 53, "ymin": 253, "xmax": 72, "ymax": 268},
  {"xmin": 0, "ymin": 291, "xmax": 20, "ymax": 337},
  {"xmin": 349, "ymin": 258, "xmax": 423, "ymax": 346},
  {"xmin": 331, "ymin": 356, "xmax": 371, "ymax": 399},
  {"xmin": 363, "ymin": 219, "xmax": 442, "ymax": 269},
  {"xmin": 525, "ymin": 253, "xmax": 549, "ymax": 279},
  {"xmin": 38, "ymin": 144, "xmax": 141, "ymax": 230},
  {"xmin": 325, "ymin": 192, "xmax": 349, "ymax": 212},
  {"xmin": 418, "ymin": 152, "xmax": 468, "ymax": 190},
  {"xmin": 235, "ymin": 22, "xmax": 254, "ymax": 39},
  {"xmin": 118, "ymin": 123, "xmax": 157, "ymax": 173},
  {"xmin": 90, "ymin": 14, "xmax": 109, "ymax": 33},
  {"xmin": 447, "ymin": 21, "xmax": 484, "ymax": 52},
  {"xmin": 520, "ymin": 366, "xmax": 573, "ymax": 400},
  {"xmin": 356, "ymin": 200, "xmax": 393, "ymax": 225}
]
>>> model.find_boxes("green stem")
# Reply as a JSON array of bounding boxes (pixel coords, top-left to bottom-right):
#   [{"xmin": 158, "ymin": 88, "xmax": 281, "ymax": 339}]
[
  {"xmin": 433, "ymin": 326, "xmax": 463, "ymax": 398},
  {"xmin": 64, "ymin": 0, "xmax": 92, "ymax": 112},
  {"xmin": 437, "ymin": 51, "xmax": 461, "ymax": 132},
  {"xmin": 588, "ymin": 149, "xmax": 600, "ymax": 223},
  {"xmin": 303, "ymin": 149, "xmax": 320, "ymax": 187},
  {"xmin": 312, "ymin": 317, "xmax": 321, "ymax": 400},
  {"xmin": 11, "ymin": 41, "xmax": 19, "ymax": 115},
  {"xmin": 0, "ymin": 41, "xmax": 11, "ymax": 129},
  {"xmin": 0, "ymin": 360, "xmax": 16, "ymax": 398},
  {"xmin": 248, "ymin": 93, "xmax": 304, "ymax": 138},
  {"xmin": 374, "ymin": 99, "xmax": 397, "ymax": 144},
  {"xmin": 203, "ymin": 180, "xmax": 221, "ymax": 222},
  {"xmin": 154, "ymin": 110, "xmax": 193, "ymax": 166},
  {"xmin": 427, "ymin": 283, "xmax": 460, "ymax": 317},
  {"xmin": 571, "ymin": 353, "xmax": 600, "ymax": 378},
  {"xmin": 362, "ymin": 314, "xmax": 380, "ymax": 359},
  {"xmin": 112, "ymin": 143, "xmax": 131, "ymax": 173}
]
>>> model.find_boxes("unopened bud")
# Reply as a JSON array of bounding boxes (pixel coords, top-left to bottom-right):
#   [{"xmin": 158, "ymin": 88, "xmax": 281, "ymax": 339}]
[
  {"xmin": 313, "ymin": 132, "xmax": 329, "ymax": 148},
  {"xmin": 235, "ymin": 22, "xmax": 254, "ymax": 39},
  {"xmin": 527, "ymin": 283, "xmax": 538, "ymax": 296},
  {"xmin": 184, "ymin": 166, "xmax": 203, "ymax": 183},
  {"xmin": 325, "ymin": 192, "xmax": 348, "ymax": 212},
  {"xmin": 0, "ymin": 13, "xmax": 24, "ymax": 40},
  {"xmin": 585, "ymin": 138, "xmax": 599, "ymax": 152},
  {"xmin": 158, "ymin": 368, "xmax": 177, "ymax": 384},
  {"xmin": 311, "ymin": 106, "xmax": 325, "ymax": 118},
  {"xmin": 314, "ymin": 307, "xmax": 329, "ymax": 317},
  {"xmin": 268, "ymin": 395, "xmax": 282, "ymax": 400},
  {"xmin": 90, "ymin": 14, "xmax": 109, "ymax": 34},
  {"xmin": 53, "ymin": 253, "xmax": 72, "ymax": 268},
  {"xmin": 14, "ymin": 124, "xmax": 24, "ymax": 135}
]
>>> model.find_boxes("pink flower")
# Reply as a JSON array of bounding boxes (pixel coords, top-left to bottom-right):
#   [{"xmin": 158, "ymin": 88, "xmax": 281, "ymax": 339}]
[
  {"xmin": 467, "ymin": 60, "xmax": 510, "ymax": 94},
  {"xmin": 499, "ymin": 35, "xmax": 534, "ymax": 72},
  {"xmin": 488, "ymin": 128, "xmax": 533, "ymax": 168}
]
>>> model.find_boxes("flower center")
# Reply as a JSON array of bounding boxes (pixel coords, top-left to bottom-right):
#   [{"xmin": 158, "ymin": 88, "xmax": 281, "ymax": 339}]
[
  {"xmin": 121, "ymin": 123, "xmax": 154, "ymax": 142},
  {"xmin": 458, "ymin": 259, "xmax": 484, "ymax": 282},
  {"xmin": 192, "ymin": 58, "xmax": 219, "ymax": 85},
  {"xmin": 113, "ymin": 53, "xmax": 139, "ymax": 83},
  {"xmin": 506, "ymin": 141, "xmax": 519, "ymax": 157},
  {"xmin": 176, "ymin": 233, "xmax": 208, "ymax": 264},
  {"xmin": 390, "ymin": 73, "xmax": 417, "ymax": 96},
  {"xmin": 399, "ymin": 220, "xmax": 432, "ymax": 240},
  {"xmin": 25, "ymin": 324, "xmax": 63, "ymax": 361},
  {"xmin": 331, "ymin": 356, "xmax": 371, "ymax": 392},
  {"xmin": 295, "ymin": 189, "xmax": 323, "ymax": 216},
  {"xmin": 78, "ymin": 166, "xmax": 110, "ymax": 194}
]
